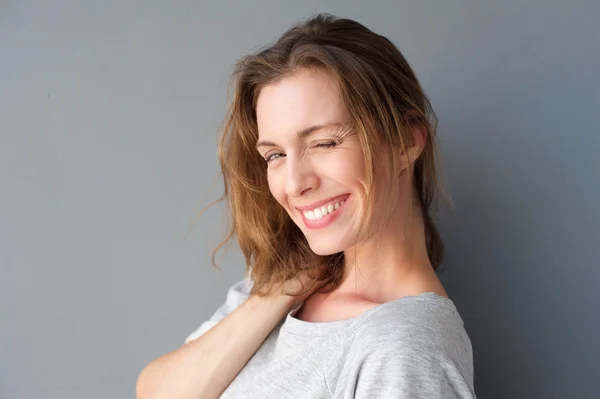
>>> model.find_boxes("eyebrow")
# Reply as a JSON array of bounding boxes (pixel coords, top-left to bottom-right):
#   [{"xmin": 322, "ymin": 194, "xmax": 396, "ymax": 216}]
[{"xmin": 255, "ymin": 123, "xmax": 346, "ymax": 150}]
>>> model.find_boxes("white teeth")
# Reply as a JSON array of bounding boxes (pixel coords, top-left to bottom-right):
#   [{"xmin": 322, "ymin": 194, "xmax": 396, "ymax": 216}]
[
  {"xmin": 303, "ymin": 199, "xmax": 346, "ymax": 221},
  {"xmin": 314, "ymin": 208, "xmax": 323, "ymax": 219}
]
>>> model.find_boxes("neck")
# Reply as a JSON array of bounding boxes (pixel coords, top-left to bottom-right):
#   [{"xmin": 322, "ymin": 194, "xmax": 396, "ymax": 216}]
[{"xmin": 337, "ymin": 195, "xmax": 434, "ymax": 300}]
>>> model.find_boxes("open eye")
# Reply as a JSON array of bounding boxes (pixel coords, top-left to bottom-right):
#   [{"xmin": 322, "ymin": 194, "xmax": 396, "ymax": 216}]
[{"xmin": 265, "ymin": 152, "xmax": 285, "ymax": 163}]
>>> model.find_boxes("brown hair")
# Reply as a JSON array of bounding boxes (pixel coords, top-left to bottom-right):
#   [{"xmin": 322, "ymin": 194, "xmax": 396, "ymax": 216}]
[{"xmin": 206, "ymin": 13, "xmax": 451, "ymax": 297}]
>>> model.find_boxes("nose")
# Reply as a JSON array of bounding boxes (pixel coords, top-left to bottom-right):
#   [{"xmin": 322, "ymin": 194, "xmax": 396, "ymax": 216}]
[{"xmin": 285, "ymin": 153, "xmax": 318, "ymax": 198}]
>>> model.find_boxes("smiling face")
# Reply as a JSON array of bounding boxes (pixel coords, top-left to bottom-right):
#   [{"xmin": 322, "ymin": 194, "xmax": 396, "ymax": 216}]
[{"xmin": 256, "ymin": 68, "xmax": 374, "ymax": 255}]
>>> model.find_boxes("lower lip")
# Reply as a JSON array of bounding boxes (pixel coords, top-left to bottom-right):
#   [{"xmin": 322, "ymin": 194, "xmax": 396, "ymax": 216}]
[{"xmin": 299, "ymin": 195, "xmax": 351, "ymax": 230}]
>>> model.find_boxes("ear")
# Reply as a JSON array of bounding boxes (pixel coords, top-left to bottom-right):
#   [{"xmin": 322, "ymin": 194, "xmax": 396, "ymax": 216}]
[{"xmin": 399, "ymin": 124, "xmax": 426, "ymax": 172}]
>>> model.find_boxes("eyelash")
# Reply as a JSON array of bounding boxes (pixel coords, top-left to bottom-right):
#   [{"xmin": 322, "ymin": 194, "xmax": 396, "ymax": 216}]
[{"xmin": 264, "ymin": 141, "xmax": 338, "ymax": 163}]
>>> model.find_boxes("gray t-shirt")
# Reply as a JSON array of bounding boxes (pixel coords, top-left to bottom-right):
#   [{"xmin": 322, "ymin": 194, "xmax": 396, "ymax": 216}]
[{"xmin": 185, "ymin": 276, "xmax": 476, "ymax": 398}]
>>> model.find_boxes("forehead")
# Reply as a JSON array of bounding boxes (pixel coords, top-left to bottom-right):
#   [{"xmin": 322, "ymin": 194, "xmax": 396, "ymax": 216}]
[{"xmin": 256, "ymin": 69, "xmax": 349, "ymax": 138}]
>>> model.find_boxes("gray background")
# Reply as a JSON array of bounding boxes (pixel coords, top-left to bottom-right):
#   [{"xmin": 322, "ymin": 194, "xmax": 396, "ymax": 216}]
[{"xmin": 1, "ymin": 1, "xmax": 598, "ymax": 398}]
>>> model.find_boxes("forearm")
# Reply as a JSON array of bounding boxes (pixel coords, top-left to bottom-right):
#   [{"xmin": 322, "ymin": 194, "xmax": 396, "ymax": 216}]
[{"xmin": 136, "ymin": 293, "xmax": 296, "ymax": 399}]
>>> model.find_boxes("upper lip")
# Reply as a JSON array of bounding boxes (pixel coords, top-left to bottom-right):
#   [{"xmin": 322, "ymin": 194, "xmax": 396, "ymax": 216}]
[{"xmin": 294, "ymin": 194, "xmax": 350, "ymax": 212}]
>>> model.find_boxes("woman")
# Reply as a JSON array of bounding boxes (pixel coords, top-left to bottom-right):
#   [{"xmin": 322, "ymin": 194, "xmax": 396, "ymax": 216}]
[{"xmin": 137, "ymin": 14, "xmax": 475, "ymax": 399}]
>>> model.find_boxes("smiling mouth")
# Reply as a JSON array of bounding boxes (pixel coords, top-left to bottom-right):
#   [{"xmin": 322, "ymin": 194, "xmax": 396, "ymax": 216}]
[
  {"xmin": 295, "ymin": 194, "xmax": 351, "ymax": 229},
  {"xmin": 301, "ymin": 197, "xmax": 347, "ymax": 221}
]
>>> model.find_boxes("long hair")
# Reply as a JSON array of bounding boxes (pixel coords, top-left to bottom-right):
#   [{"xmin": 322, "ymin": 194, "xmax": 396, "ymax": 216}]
[{"xmin": 208, "ymin": 13, "xmax": 451, "ymax": 297}]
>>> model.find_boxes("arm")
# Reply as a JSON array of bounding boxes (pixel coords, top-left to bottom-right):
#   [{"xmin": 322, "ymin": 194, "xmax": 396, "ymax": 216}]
[
  {"xmin": 136, "ymin": 268, "xmax": 325, "ymax": 399},
  {"xmin": 136, "ymin": 291, "xmax": 296, "ymax": 399}
]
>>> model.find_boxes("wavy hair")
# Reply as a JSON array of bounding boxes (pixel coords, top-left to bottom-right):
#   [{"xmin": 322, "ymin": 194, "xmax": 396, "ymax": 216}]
[{"xmin": 205, "ymin": 13, "xmax": 451, "ymax": 297}]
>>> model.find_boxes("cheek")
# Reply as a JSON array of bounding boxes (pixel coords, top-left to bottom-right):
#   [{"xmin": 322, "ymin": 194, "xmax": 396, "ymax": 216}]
[
  {"xmin": 329, "ymin": 150, "xmax": 367, "ymax": 186},
  {"xmin": 267, "ymin": 172, "xmax": 286, "ymax": 206}
]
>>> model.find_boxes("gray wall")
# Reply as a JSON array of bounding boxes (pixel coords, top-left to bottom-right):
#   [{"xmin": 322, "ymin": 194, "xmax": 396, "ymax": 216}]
[{"xmin": 1, "ymin": 1, "xmax": 598, "ymax": 398}]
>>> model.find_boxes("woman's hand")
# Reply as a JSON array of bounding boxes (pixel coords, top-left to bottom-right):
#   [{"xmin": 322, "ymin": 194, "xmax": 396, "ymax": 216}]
[
  {"xmin": 259, "ymin": 264, "xmax": 330, "ymax": 308},
  {"xmin": 284, "ymin": 267, "xmax": 329, "ymax": 306}
]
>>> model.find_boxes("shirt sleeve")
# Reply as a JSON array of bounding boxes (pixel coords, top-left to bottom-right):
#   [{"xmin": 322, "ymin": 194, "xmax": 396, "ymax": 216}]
[
  {"xmin": 183, "ymin": 275, "xmax": 253, "ymax": 344},
  {"xmin": 353, "ymin": 347, "xmax": 476, "ymax": 399}
]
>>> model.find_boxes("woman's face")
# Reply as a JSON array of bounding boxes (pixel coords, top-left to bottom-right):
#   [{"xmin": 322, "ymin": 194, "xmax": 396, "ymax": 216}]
[{"xmin": 256, "ymin": 68, "xmax": 371, "ymax": 255}]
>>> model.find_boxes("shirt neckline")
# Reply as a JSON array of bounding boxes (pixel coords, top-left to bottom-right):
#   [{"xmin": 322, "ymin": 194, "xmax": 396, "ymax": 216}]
[{"xmin": 281, "ymin": 291, "xmax": 457, "ymax": 337}]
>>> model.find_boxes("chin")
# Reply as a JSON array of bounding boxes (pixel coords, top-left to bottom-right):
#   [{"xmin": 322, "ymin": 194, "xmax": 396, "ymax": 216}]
[{"xmin": 306, "ymin": 237, "xmax": 346, "ymax": 256}]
